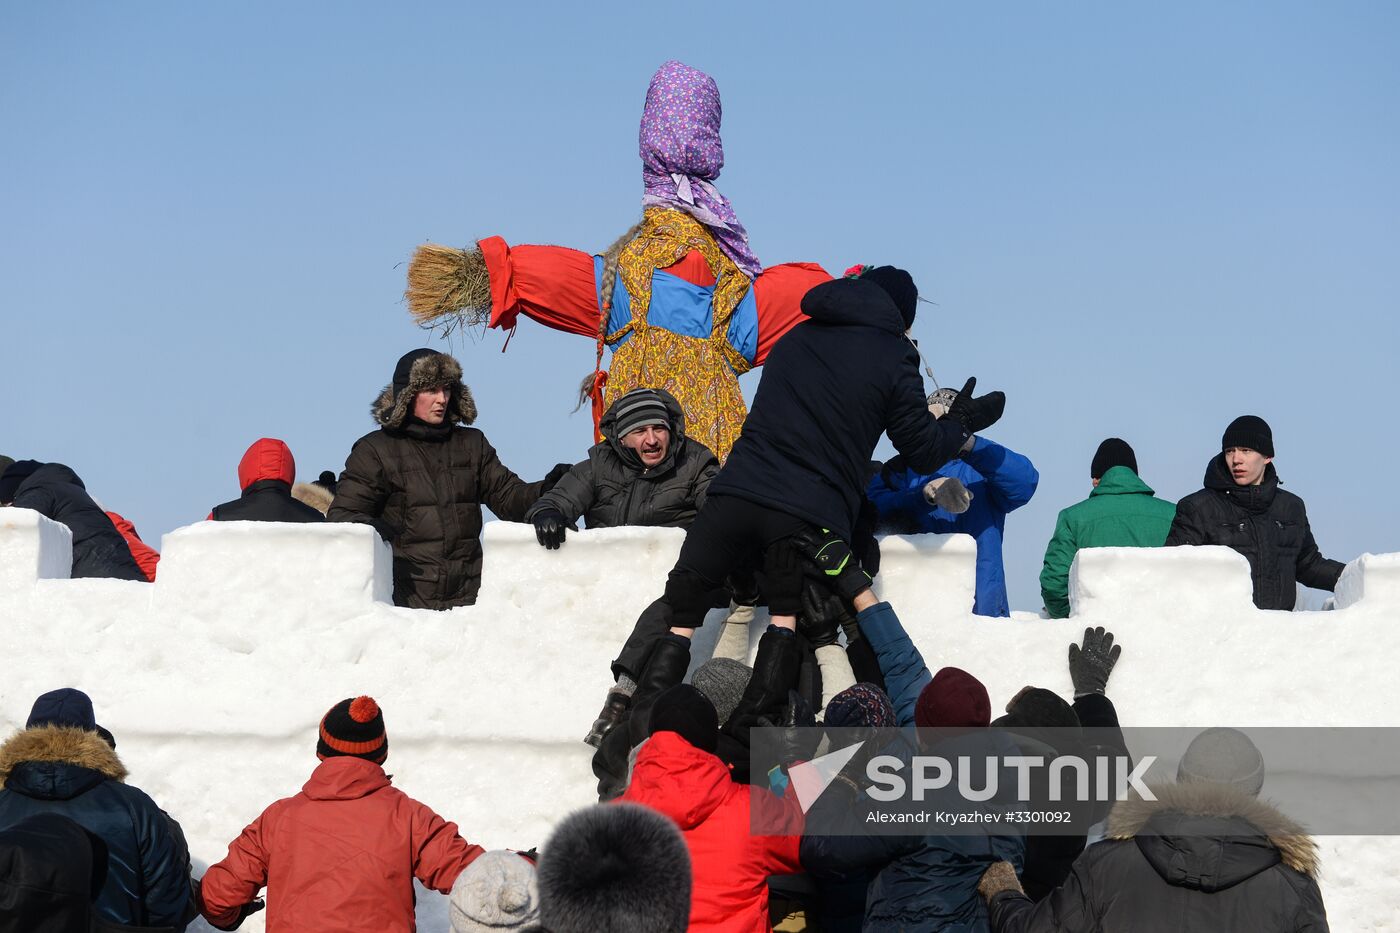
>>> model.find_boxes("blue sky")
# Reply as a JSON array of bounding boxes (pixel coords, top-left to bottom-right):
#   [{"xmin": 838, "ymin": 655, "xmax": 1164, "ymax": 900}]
[{"xmin": 3, "ymin": 2, "xmax": 1396, "ymax": 610}]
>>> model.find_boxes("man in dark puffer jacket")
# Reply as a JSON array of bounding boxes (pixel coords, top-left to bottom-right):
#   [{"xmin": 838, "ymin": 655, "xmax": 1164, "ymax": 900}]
[
  {"xmin": 0, "ymin": 689, "xmax": 195, "ymax": 931},
  {"xmin": 0, "ymin": 813, "xmax": 101, "ymax": 933},
  {"xmin": 329, "ymin": 348, "xmax": 569, "ymax": 609},
  {"xmin": 0, "ymin": 461, "xmax": 146, "ymax": 581},
  {"xmin": 526, "ymin": 387, "xmax": 719, "ymax": 547},
  {"xmin": 1167, "ymin": 416, "xmax": 1343, "ymax": 610},
  {"xmin": 210, "ymin": 437, "xmax": 326, "ymax": 523},
  {"xmin": 980, "ymin": 728, "xmax": 1329, "ymax": 932},
  {"xmin": 586, "ymin": 266, "xmax": 1007, "ymax": 745}
]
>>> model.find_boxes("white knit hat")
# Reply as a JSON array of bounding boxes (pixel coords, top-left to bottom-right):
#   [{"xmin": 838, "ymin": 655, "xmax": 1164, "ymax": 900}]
[{"xmin": 449, "ymin": 850, "xmax": 540, "ymax": 932}]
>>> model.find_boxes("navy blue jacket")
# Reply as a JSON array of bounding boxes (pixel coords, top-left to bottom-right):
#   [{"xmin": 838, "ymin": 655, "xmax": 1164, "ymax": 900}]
[
  {"xmin": 0, "ymin": 726, "xmax": 193, "ymax": 930},
  {"xmin": 708, "ymin": 278, "xmax": 969, "ymax": 540},
  {"xmin": 10, "ymin": 464, "xmax": 146, "ymax": 581},
  {"xmin": 869, "ymin": 438, "xmax": 1040, "ymax": 617}
]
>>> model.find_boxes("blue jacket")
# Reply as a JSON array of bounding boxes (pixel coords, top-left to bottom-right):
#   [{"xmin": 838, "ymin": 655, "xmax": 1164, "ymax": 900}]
[
  {"xmin": 868, "ymin": 438, "xmax": 1039, "ymax": 617},
  {"xmin": 0, "ymin": 726, "xmax": 193, "ymax": 930},
  {"xmin": 800, "ymin": 602, "xmax": 1024, "ymax": 932}
]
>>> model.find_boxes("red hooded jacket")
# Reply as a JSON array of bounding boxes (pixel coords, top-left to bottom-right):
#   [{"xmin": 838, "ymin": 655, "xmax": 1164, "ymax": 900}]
[
  {"xmin": 104, "ymin": 511, "xmax": 159, "ymax": 582},
  {"xmin": 621, "ymin": 731, "xmax": 804, "ymax": 933},
  {"xmin": 238, "ymin": 438, "xmax": 296, "ymax": 489},
  {"xmin": 199, "ymin": 757, "xmax": 482, "ymax": 933}
]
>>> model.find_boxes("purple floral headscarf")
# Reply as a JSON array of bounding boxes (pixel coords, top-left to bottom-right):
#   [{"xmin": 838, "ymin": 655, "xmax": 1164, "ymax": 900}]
[{"xmin": 639, "ymin": 60, "xmax": 762, "ymax": 278}]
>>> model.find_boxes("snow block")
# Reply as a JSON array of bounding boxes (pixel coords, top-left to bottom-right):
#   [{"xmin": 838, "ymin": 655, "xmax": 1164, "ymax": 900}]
[
  {"xmin": 875, "ymin": 532, "xmax": 978, "ymax": 619},
  {"xmin": 153, "ymin": 521, "xmax": 393, "ymax": 624},
  {"xmin": 1069, "ymin": 545, "xmax": 1255, "ymax": 619},
  {"xmin": 0, "ymin": 521, "xmax": 1397, "ymax": 931},
  {"xmin": 0, "ymin": 507, "xmax": 72, "ymax": 587},
  {"xmin": 1334, "ymin": 552, "xmax": 1400, "ymax": 611}
]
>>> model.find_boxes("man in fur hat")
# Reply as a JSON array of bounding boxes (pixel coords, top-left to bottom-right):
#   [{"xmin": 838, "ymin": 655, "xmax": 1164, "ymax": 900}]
[
  {"xmin": 328, "ymin": 348, "xmax": 569, "ymax": 610},
  {"xmin": 978, "ymin": 727, "xmax": 1330, "ymax": 931},
  {"xmin": 0, "ymin": 688, "xmax": 196, "ymax": 930}
]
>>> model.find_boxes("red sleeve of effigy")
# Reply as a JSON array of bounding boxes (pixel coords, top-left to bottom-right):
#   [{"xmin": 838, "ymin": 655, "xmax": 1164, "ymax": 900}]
[
  {"xmin": 752, "ymin": 262, "xmax": 831, "ymax": 365},
  {"xmin": 479, "ymin": 236, "xmax": 600, "ymax": 338}
]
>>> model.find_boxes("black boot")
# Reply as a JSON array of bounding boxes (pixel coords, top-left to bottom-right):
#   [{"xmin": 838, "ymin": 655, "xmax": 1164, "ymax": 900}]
[{"xmin": 584, "ymin": 689, "xmax": 631, "ymax": 748}]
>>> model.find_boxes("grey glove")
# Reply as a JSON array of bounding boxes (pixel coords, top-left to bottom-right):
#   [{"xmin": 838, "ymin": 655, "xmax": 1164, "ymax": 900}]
[
  {"xmin": 1068, "ymin": 626, "xmax": 1121, "ymax": 697},
  {"xmin": 923, "ymin": 476, "xmax": 973, "ymax": 514}
]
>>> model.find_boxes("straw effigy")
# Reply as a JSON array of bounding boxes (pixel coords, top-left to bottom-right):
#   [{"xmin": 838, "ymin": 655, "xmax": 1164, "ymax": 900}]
[{"xmin": 404, "ymin": 244, "xmax": 492, "ymax": 333}]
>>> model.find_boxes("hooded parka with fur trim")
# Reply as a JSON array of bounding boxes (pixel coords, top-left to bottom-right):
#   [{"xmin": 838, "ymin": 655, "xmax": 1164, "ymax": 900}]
[
  {"xmin": 328, "ymin": 350, "xmax": 549, "ymax": 609},
  {"xmin": 0, "ymin": 725, "xmax": 194, "ymax": 930},
  {"xmin": 988, "ymin": 781, "xmax": 1330, "ymax": 932},
  {"xmin": 526, "ymin": 387, "xmax": 719, "ymax": 530}
]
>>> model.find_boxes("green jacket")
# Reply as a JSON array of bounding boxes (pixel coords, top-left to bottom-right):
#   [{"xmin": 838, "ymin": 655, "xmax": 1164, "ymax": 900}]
[{"xmin": 1039, "ymin": 466, "xmax": 1177, "ymax": 618}]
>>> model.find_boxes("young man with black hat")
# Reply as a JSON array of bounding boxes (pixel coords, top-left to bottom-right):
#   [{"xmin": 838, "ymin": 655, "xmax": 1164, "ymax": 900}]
[
  {"xmin": 1039, "ymin": 438, "xmax": 1177, "ymax": 618},
  {"xmin": 585, "ymin": 266, "xmax": 1009, "ymax": 744},
  {"xmin": 328, "ymin": 348, "xmax": 570, "ymax": 609},
  {"xmin": 199, "ymin": 695, "xmax": 485, "ymax": 933},
  {"xmin": 1167, "ymin": 416, "xmax": 1344, "ymax": 610}
]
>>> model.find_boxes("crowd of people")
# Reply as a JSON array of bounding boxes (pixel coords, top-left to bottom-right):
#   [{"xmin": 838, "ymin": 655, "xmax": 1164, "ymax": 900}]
[
  {"xmin": 0, "ymin": 58, "xmax": 1351, "ymax": 933},
  {"xmin": 0, "ymin": 265, "xmax": 1343, "ymax": 932}
]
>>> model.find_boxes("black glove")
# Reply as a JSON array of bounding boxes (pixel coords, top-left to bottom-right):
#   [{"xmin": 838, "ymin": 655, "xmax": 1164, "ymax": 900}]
[
  {"xmin": 1068, "ymin": 626, "xmax": 1121, "ymax": 697},
  {"xmin": 942, "ymin": 377, "xmax": 1006, "ymax": 435},
  {"xmin": 799, "ymin": 580, "xmax": 850, "ymax": 649},
  {"xmin": 542, "ymin": 462, "xmax": 573, "ymax": 491},
  {"xmin": 763, "ymin": 539, "xmax": 806, "ymax": 617},
  {"xmin": 760, "ymin": 689, "xmax": 821, "ymax": 768},
  {"xmin": 198, "ymin": 876, "xmax": 265, "ymax": 933},
  {"xmin": 532, "ymin": 508, "xmax": 572, "ymax": 550},
  {"xmin": 795, "ymin": 528, "xmax": 873, "ymax": 603},
  {"xmin": 853, "ymin": 497, "xmax": 882, "ymax": 578}
]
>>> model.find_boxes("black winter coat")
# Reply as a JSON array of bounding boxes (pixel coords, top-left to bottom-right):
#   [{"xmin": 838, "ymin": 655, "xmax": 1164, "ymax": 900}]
[
  {"xmin": 0, "ymin": 727, "xmax": 193, "ymax": 930},
  {"xmin": 989, "ymin": 781, "xmax": 1329, "ymax": 933},
  {"xmin": 1166, "ymin": 457, "xmax": 1343, "ymax": 610},
  {"xmin": 1003, "ymin": 693, "xmax": 1130, "ymax": 903},
  {"xmin": 707, "ymin": 278, "xmax": 969, "ymax": 540},
  {"xmin": 10, "ymin": 464, "xmax": 145, "ymax": 581},
  {"xmin": 0, "ymin": 813, "xmax": 98, "ymax": 933},
  {"xmin": 211, "ymin": 480, "xmax": 326, "ymax": 523},
  {"xmin": 527, "ymin": 388, "xmax": 719, "ymax": 530},
  {"xmin": 329, "ymin": 420, "xmax": 545, "ymax": 609}
]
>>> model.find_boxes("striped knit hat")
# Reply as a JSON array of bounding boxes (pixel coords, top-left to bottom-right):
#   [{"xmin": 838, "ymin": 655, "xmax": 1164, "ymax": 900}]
[
  {"xmin": 611, "ymin": 389, "xmax": 672, "ymax": 438},
  {"xmin": 317, "ymin": 696, "xmax": 388, "ymax": 764}
]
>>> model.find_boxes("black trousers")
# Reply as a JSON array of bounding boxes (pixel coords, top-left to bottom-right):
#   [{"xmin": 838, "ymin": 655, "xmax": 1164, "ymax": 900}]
[{"xmin": 612, "ymin": 494, "xmax": 809, "ymax": 680}]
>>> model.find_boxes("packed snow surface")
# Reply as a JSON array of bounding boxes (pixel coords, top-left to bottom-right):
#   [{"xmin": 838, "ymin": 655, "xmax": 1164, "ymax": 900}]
[{"xmin": 1, "ymin": 511, "xmax": 1396, "ymax": 930}]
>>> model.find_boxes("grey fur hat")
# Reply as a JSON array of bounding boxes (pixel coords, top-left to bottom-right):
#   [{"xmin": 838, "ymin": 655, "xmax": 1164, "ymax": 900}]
[
  {"xmin": 449, "ymin": 850, "xmax": 540, "ymax": 932},
  {"xmin": 691, "ymin": 657, "xmax": 752, "ymax": 726},
  {"xmin": 537, "ymin": 803, "xmax": 691, "ymax": 933},
  {"xmin": 1178, "ymin": 727, "xmax": 1266, "ymax": 797},
  {"xmin": 372, "ymin": 348, "xmax": 478, "ymax": 429}
]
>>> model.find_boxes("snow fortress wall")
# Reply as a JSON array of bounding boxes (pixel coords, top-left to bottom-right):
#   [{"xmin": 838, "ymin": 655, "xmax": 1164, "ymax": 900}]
[{"xmin": 1, "ymin": 510, "xmax": 1396, "ymax": 931}]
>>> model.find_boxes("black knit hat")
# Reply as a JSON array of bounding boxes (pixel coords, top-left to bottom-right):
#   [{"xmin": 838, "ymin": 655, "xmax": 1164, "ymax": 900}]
[
  {"xmin": 1222, "ymin": 415, "xmax": 1274, "ymax": 458},
  {"xmin": 860, "ymin": 266, "xmax": 918, "ymax": 330},
  {"xmin": 648, "ymin": 685, "xmax": 718, "ymax": 754},
  {"xmin": 317, "ymin": 696, "xmax": 388, "ymax": 764},
  {"xmin": 0, "ymin": 459, "xmax": 40, "ymax": 503},
  {"xmin": 610, "ymin": 388, "xmax": 672, "ymax": 438},
  {"xmin": 1090, "ymin": 438, "xmax": 1137, "ymax": 480}
]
